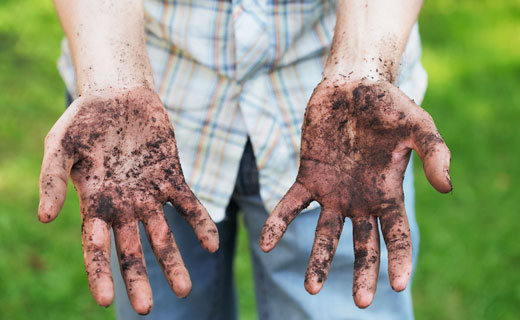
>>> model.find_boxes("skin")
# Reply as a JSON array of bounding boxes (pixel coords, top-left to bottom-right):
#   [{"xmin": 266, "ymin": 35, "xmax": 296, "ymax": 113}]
[
  {"xmin": 260, "ymin": 0, "xmax": 452, "ymax": 309},
  {"xmin": 260, "ymin": 79, "xmax": 451, "ymax": 306},
  {"xmin": 39, "ymin": 88, "xmax": 219, "ymax": 314},
  {"xmin": 43, "ymin": 0, "xmax": 450, "ymax": 314},
  {"xmin": 41, "ymin": 0, "xmax": 219, "ymax": 315}
]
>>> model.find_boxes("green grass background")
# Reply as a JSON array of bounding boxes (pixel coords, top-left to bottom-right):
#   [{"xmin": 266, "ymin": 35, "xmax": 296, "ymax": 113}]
[{"xmin": 0, "ymin": 0, "xmax": 518, "ymax": 319}]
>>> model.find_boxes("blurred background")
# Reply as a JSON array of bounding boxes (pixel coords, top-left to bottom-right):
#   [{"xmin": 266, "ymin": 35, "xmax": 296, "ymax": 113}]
[{"xmin": 0, "ymin": 0, "xmax": 518, "ymax": 319}]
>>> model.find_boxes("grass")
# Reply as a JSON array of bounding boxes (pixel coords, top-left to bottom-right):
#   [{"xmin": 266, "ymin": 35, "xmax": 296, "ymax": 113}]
[
  {"xmin": 0, "ymin": 0, "xmax": 518, "ymax": 319},
  {"xmin": 413, "ymin": 1, "xmax": 520, "ymax": 319}
]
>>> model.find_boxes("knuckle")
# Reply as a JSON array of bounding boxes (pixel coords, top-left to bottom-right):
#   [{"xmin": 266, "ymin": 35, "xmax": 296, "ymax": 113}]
[{"xmin": 385, "ymin": 233, "xmax": 411, "ymax": 252}]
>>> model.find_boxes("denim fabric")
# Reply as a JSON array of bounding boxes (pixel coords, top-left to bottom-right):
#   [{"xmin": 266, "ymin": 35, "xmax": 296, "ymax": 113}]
[
  {"xmin": 111, "ymin": 201, "xmax": 238, "ymax": 320},
  {"xmin": 110, "ymin": 139, "xmax": 419, "ymax": 320}
]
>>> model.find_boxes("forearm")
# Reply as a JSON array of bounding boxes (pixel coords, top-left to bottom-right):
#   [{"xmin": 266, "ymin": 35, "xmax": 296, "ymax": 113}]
[
  {"xmin": 324, "ymin": 0, "xmax": 423, "ymax": 82},
  {"xmin": 53, "ymin": 0, "xmax": 154, "ymax": 95}
]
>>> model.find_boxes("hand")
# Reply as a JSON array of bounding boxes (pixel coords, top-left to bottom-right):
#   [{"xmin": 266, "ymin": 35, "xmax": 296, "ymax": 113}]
[
  {"xmin": 260, "ymin": 79, "xmax": 451, "ymax": 308},
  {"xmin": 38, "ymin": 88, "xmax": 219, "ymax": 314}
]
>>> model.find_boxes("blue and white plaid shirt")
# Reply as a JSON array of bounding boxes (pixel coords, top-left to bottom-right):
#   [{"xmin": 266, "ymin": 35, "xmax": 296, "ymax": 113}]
[{"xmin": 58, "ymin": 0, "xmax": 427, "ymax": 222}]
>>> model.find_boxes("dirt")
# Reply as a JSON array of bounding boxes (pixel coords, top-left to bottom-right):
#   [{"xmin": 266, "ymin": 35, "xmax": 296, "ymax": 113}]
[
  {"xmin": 267, "ymin": 80, "xmax": 449, "ymax": 289},
  {"xmin": 59, "ymin": 89, "xmax": 184, "ymax": 223},
  {"xmin": 304, "ymin": 213, "xmax": 344, "ymax": 285},
  {"xmin": 49, "ymin": 88, "xmax": 217, "ymax": 304}
]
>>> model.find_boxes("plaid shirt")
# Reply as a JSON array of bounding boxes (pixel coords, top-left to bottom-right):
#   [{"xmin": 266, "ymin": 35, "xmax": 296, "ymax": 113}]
[{"xmin": 58, "ymin": 0, "xmax": 427, "ymax": 222}]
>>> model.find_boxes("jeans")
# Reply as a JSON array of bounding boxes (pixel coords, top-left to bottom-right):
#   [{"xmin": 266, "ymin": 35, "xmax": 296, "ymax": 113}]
[{"xmin": 110, "ymin": 140, "xmax": 419, "ymax": 320}]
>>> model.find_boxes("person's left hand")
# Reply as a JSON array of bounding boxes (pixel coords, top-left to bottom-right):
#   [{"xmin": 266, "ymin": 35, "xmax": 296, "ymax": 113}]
[{"xmin": 260, "ymin": 79, "xmax": 452, "ymax": 308}]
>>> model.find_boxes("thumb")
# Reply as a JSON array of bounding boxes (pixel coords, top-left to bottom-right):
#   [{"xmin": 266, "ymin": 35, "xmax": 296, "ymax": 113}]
[
  {"xmin": 38, "ymin": 130, "xmax": 74, "ymax": 223},
  {"xmin": 411, "ymin": 112, "xmax": 452, "ymax": 193}
]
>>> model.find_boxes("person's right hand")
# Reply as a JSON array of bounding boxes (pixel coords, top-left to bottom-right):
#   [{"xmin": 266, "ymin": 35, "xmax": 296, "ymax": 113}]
[{"xmin": 38, "ymin": 87, "xmax": 219, "ymax": 314}]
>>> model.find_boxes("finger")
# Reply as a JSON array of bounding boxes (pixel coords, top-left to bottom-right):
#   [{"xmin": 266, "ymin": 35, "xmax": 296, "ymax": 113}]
[
  {"xmin": 304, "ymin": 207, "xmax": 344, "ymax": 295},
  {"xmin": 411, "ymin": 114, "xmax": 452, "ymax": 193},
  {"xmin": 142, "ymin": 205, "xmax": 192, "ymax": 298},
  {"xmin": 378, "ymin": 201, "xmax": 412, "ymax": 292},
  {"xmin": 82, "ymin": 216, "xmax": 114, "ymax": 307},
  {"xmin": 169, "ymin": 184, "xmax": 219, "ymax": 253},
  {"xmin": 260, "ymin": 181, "xmax": 313, "ymax": 252},
  {"xmin": 352, "ymin": 216, "xmax": 380, "ymax": 308},
  {"xmin": 114, "ymin": 220, "xmax": 153, "ymax": 315},
  {"xmin": 38, "ymin": 131, "xmax": 74, "ymax": 223}
]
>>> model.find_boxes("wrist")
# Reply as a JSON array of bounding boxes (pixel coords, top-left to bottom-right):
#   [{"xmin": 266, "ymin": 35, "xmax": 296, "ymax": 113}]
[
  {"xmin": 323, "ymin": 54, "xmax": 396, "ymax": 83},
  {"xmin": 76, "ymin": 49, "xmax": 155, "ymax": 96},
  {"xmin": 78, "ymin": 72, "xmax": 154, "ymax": 96}
]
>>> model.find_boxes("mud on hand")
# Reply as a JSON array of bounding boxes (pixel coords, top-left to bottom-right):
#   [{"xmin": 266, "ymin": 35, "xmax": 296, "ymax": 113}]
[
  {"xmin": 260, "ymin": 80, "xmax": 451, "ymax": 308},
  {"xmin": 38, "ymin": 88, "xmax": 219, "ymax": 315}
]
